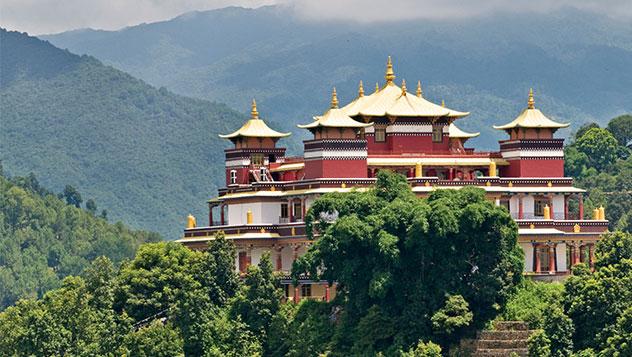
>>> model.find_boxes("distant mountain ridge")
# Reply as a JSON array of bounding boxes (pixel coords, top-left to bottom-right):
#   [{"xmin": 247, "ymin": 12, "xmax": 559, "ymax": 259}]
[
  {"xmin": 0, "ymin": 28, "xmax": 246, "ymax": 238},
  {"xmin": 42, "ymin": 5, "xmax": 632, "ymax": 149}
]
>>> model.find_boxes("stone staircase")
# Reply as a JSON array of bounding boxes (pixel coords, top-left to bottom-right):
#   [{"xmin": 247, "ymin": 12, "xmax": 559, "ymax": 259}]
[{"xmin": 471, "ymin": 321, "xmax": 533, "ymax": 357}]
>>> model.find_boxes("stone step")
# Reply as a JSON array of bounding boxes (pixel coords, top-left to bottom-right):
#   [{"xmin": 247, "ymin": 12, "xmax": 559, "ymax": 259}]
[
  {"xmin": 477, "ymin": 339, "xmax": 528, "ymax": 349},
  {"xmin": 478, "ymin": 330, "xmax": 532, "ymax": 340},
  {"xmin": 493, "ymin": 320, "xmax": 529, "ymax": 331},
  {"xmin": 473, "ymin": 348, "xmax": 528, "ymax": 357}
]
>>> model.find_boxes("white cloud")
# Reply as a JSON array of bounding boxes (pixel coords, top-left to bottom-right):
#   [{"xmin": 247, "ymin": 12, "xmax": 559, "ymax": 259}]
[{"xmin": 1, "ymin": 0, "xmax": 631, "ymax": 35}]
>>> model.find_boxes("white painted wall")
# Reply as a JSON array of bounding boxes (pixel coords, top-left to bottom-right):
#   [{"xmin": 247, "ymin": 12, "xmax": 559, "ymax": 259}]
[
  {"xmin": 523, "ymin": 195, "xmax": 535, "ymax": 217},
  {"xmin": 552, "ymin": 195, "xmax": 565, "ymax": 219},
  {"xmin": 228, "ymin": 202, "xmax": 282, "ymax": 225},
  {"xmin": 556, "ymin": 244, "xmax": 567, "ymax": 272}
]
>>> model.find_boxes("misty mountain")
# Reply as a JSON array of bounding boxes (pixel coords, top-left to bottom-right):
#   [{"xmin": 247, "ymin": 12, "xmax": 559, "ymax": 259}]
[
  {"xmin": 43, "ymin": 5, "xmax": 632, "ymax": 149},
  {"xmin": 0, "ymin": 28, "xmax": 244, "ymax": 238}
]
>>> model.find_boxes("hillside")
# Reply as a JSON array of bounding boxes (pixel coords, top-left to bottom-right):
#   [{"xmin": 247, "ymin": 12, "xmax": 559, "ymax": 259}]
[
  {"xmin": 43, "ymin": 6, "xmax": 632, "ymax": 148},
  {"xmin": 0, "ymin": 29, "xmax": 247, "ymax": 238},
  {"xmin": 0, "ymin": 170, "xmax": 161, "ymax": 309}
]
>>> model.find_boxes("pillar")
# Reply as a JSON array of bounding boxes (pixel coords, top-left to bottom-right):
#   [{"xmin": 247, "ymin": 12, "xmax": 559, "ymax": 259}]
[
  {"xmin": 579, "ymin": 194, "xmax": 584, "ymax": 220},
  {"xmin": 302, "ymin": 198, "xmax": 307, "ymax": 221},
  {"xmin": 589, "ymin": 244, "xmax": 595, "ymax": 270},
  {"xmin": 564, "ymin": 195, "xmax": 569, "ymax": 220},
  {"xmin": 288, "ymin": 199, "xmax": 294, "ymax": 222},
  {"xmin": 293, "ymin": 285, "xmax": 300, "ymax": 303},
  {"xmin": 518, "ymin": 195, "xmax": 524, "ymax": 219},
  {"xmin": 292, "ymin": 245, "xmax": 299, "ymax": 262},
  {"xmin": 275, "ymin": 246, "xmax": 283, "ymax": 271},
  {"xmin": 209, "ymin": 204, "xmax": 214, "ymax": 226},
  {"xmin": 220, "ymin": 204, "xmax": 225, "ymax": 225},
  {"xmin": 573, "ymin": 243, "xmax": 580, "ymax": 266},
  {"xmin": 549, "ymin": 194, "xmax": 555, "ymax": 220},
  {"xmin": 534, "ymin": 244, "xmax": 541, "ymax": 273},
  {"xmin": 448, "ymin": 168, "xmax": 454, "ymax": 180},
  {"xmin": 325, "ymin": 284, "xmax": 331, "ymax": 302},
  {"xmin": 548, "ymin": 245, "xmax": 556, "ymax": 274}
]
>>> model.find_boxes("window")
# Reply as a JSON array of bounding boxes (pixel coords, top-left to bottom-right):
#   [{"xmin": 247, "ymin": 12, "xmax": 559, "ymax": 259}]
[
  {"xmin": 375, "ymin": 128, "xmax": 386, "ymax": 142},
  {"xmin": 293, "ymin": 200, "xmax": 302, "ymax": 221},
  {"xmin": 534, "ymin": 198, "xmax": 548, "ymax": 217},
  {"xmin": 280, "ymin": 203, "xmax": 289, "ymax": 218},
  {"xmin": 301, "ymin": 284, "xmax": 312, "ymax": 298},
  {"xmin": 432, "ymin": 124, "xmax": 443, "ymax": 142},
  {"xmin": 251, "ymin": 153, "xmax": 264, "ymax": 166},
  {"xmin": 260, "ymin": 167, "xmax": 268, "ymax": 181},
  {"xmin": 538, "ymin": 247, "xmax": 550, "ymax": 272},
  {"xmin": 500, "ymin": 200, "xmax": 510, "ymax": 211},
  {"xmin": 229, "ymin": 170, "xmax": 237, "ymax": 184}
]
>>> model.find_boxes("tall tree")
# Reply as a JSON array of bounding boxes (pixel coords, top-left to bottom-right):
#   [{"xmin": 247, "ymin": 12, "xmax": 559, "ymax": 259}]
[
  {"xmin": 606, "ymin": 114, "xmax": 632, "ymax": 148},
  {"xmin": 62, "ymin": 184, "xmax": 82, "ymax": 208}
]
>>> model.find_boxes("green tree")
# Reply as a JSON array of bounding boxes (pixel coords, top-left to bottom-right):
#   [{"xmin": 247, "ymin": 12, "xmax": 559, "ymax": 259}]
[
  {"xmin": 295, "ymin": 170, "xmax": 523, "ymax": 352},
  {"xmin": 501, "ymin": 280, "xmax": 564, "ymax": 329},
  {"xmin": 231, "ymin": 253, "xmax": 282, "ymax": 353},
  {"xmin": 62, "ymin": 184, "xmax": 82, "ymax": 208},
  {"xmin": 606, "ymin": 114, "xmax": 632, "ymax": 148},
  {"xmin": 602, "ymin": 307, "xmax": 632, "ymax": 357},
  {"xmin": 431, "ymin": 295, "xmax": 473, "ymax": 341},
  {"xmin": 543, "ymin": 305, "xmax": 574, "ymax": 357},
  {"xmin": 85, "ymin": 198, "xmax": 97, "ymax": 214},
  {"xmin": 401, "ymin": 340, "xmax": 442, "ymax": 357},
  {"xmin": 528, "ymin": 330, "xmax": 551, "ymax": 357},
  {"xmin": 122, "ymin": 320, "xmax": 184, "ymax": 357},
  {"xmin": 200, "ymin": 307, "xmax": 263, "ymax": 357},
  {"xmin": 575, "ymin": 128, "xmax": 621, "ymax": 172}
]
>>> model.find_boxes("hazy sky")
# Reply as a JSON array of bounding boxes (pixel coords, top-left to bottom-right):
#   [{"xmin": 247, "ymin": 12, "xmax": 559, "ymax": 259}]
[{"xmin": 2, "ymin": 0, "xmax": 632, "ymax": 35}]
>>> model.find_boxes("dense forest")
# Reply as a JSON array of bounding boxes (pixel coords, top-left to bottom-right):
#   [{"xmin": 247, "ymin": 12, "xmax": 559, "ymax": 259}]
[
  {"xmin": 1, "ymin": 171, "xmax": 631, "ymax": 356},
  {"xmin": 0, "ymin": 28, "xmax": 243, "ymax": 238},
  {"xmin": 0, "ymin": 167, "xmax": 160, "ymax": 309}
]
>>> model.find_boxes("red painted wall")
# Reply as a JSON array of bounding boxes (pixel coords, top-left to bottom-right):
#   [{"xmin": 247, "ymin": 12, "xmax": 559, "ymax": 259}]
[
  {"xmin": 501, "ymin": 159, "xmax": 565, "ymax": 177},
  {"xmin": 305, "ymin": 159, "xmax": 368, "ymax": 179}
]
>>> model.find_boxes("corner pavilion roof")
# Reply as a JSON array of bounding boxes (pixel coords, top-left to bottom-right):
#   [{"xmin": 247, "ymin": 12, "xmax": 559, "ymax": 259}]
[
  {"xmin": 220, "ymin": 99, "xmax": 291, "ymax": 139},
  {"xmin": 298, "ymin": 88, "xmax": 373, "ymax": 130},
  {"xmin": 449, "ymin": 123, "xmax": 480, "ymax": 139},
  {"xmin": 342, "ymin": 57, "xmax": 469, "ymax": 118},
  {"xmin": 493, "ymin": 89, "xmax": 570, "ymax": 131}
]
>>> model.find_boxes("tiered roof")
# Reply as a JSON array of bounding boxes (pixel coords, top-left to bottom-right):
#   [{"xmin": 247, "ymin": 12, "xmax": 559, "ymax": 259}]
[
  {"xmin": 220, "ymin": 99, "xmax": 291, "ymax": 140},
  {"xmin": 494, "ymin": 89, "xmax": 569, "ymax": 131},
  {"xmin": 448, "ymin": 123, "xmax": 480, "ymax": 139},
  {"xmin": 298, "ymin": 88, "xmax": 373, "ymax": 130},
  {"xmin": 342, "ymin": 56, "xmax": 469, "ymax": 118}
]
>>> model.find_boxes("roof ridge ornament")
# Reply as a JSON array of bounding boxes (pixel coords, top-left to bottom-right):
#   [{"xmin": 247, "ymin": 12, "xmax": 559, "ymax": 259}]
[
  {"xmin": 330, "ymin": 87, "xmax": 339, "ymax": 109},
  {"xmin": 401, "ymin": 79, "xmax": 407, "ymax": 96},
  {"xmin": 385, "ymin": 56, "xmax": 396, "ymax": 84},
  {"xmin": 251, "ymin": 99, "xmax": 259, "ymax": 119},
  {"xmin": 441, "ymin": 99, "xmax": 445, "ymax": 107},
  {"xmin": 375, "ymin": 82, "xmax": 380, "ymax": 93},
  {"xmin": 358, "ymin": 80, "xmax": 364, "ymax": 97},
  {"xmin": 416, "ymin": 80, "xmax": 423, "ymax": 98},
  {"xmin": 528, "ymin": 88, "xmax": 535, "ymax": 109}
]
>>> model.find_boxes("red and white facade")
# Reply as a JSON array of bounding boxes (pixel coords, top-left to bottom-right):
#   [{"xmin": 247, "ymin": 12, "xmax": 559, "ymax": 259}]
[{"xmin": 179, "ymin": 59, "xmax": 608, "ymax": 301}]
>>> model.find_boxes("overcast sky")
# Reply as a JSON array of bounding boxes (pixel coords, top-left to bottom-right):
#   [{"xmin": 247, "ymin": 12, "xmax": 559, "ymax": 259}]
[{"xmin": 2, "ymin": 0, "xmax": 632, "ymax": 35}]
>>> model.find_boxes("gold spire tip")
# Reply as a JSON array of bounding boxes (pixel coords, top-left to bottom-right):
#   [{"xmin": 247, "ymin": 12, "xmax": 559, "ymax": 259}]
[
  {"xmin": 441, "ymin": 99, "xmax": 445, "ymax": 107},
  {"xmin": 385, "ymin": 55, "xmax": 395, "ymax": 83},
  {"xmin": 401, "ymin": 79, "xmax": 407, "ymax": 95},
  {"xmin": 416, "ymin": 80, "xmax": 422, "ymax": 98},
  {"xmin": 528, "ymin": 88, "xmax": 535, "ymax": 109},
  {"xmin": 250, "ymin": 99, "xmax": 259, "ymax": 119},
  {"xmin": 375, "ymin": 82, "xmax": 380, "ymax": 93},
  {"xmin": 358, "ymin": 80, "xmax": 364, "ymax": 97},
  {"xmin": 330, "ymin": 87, "xmax": 339, "ymax": 109}
]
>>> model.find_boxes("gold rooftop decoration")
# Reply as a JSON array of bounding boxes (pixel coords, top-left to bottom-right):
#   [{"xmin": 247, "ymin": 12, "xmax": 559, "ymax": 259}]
[
  {"xmin": 358, "ymin": 80, "xmax": 364, "ymax": 97},
  {"xmin": 220, "ymin": 99, "xmax": 291, "ymax": 139},
  {"xmin": 342, "ymin": 56, "xmax": 469, "ymax": 118},
  {"xmin": 375, "ymin": 82, "xmax": 379, "ymax": 93},
  {"xmin": 493, "ymin": 89, "xmax": 570, "ymax": 131},
  {"xmin": 416, "ymin": 81, "xmax": 423, "ymax": 98},
  {"xmin": 401, "ymin": 79, "xmax": 407, "ymax": 95},
  {"xmin": 298, "ymin": 88, "xmax": 373, "ymax": 130},
  {"xmin": 186, "ymin": 214, "xmax": 196, "ymax": 229}
]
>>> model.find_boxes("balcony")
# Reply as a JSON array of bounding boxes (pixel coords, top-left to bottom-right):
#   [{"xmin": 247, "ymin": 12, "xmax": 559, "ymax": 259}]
[
  {"xmin": 279, "ymin": 217, "xmax": 304, "ymax": 224},
  {"xmin": 511, "ymin": 212, "xmax": 567, "ymax": 220}
]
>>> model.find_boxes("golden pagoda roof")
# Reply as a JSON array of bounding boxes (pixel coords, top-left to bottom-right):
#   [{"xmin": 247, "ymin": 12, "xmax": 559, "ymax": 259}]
[
  {"xmin": 449, "ymin": 123, "xmax": 480, "ymax": 139},
  {"xmin": 342, "ymin": 81, "xmax": 373, "ymax": 116},
  {"xmin": 219, "ymin": 99, "xmax": 291, "ymax": 139},
  {"xmin": 342, "ymin": 57, "xmax": 469, "ymax": 118},
  {"xmin": 493, "ymin": 89, "xmax": 570, "ymax": 130},
  {"xmin": 298, "ymin": 88, "xmax": 373, "ymax": 130}
]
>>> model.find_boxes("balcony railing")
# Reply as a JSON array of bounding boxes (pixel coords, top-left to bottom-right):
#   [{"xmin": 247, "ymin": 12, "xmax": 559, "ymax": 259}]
[
  {"xmin": 279, "ymin": 217, "xmax": 304, "ymax": 224},
  {"xmin": 511, "ymin": 212, "xmax": 568, "ymax": 220}
]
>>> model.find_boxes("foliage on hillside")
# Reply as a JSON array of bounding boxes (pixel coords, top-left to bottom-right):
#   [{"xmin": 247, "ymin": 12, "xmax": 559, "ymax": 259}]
[
  {"xmin": 0, "ymin": 28, "xmax": 243, "ymax": 239},
  {"xmin": 565, "ymin": 114, "xmax": 632, "ymax": 232},
  {"xmin": 0, "ymin": 168, "xmax": 160, "ymax": 310},
  {"xmin": 0, "ymin": 171, "xmax": 521, "ymax": 356}
]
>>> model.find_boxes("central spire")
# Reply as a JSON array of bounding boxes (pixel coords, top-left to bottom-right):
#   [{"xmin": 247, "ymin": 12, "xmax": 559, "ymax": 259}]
[
  {"xmin": 251, "ymin": 99, "xmax": 259, "ymax": 119},
  {"xmin": 401, "ymin": 79, "xmax": 407, "ymax": 95},
  {"xmin": 528, "ymin": 88, "xmax": 535, "ymax": 109},
  {"xmin": 385, "ymin": 56, "xmax": 396, "ymax": 84},
  {"xmin": 375, "ymin": 82, "xmax": 380, "ymax": 93},
  {"xmin": 416, "ymin": 81, "xmax": 423, "ymax": 98},
  {"xmin": 330, "ymin": 87, "xmax": 339, "ymax": 109},
  {"xmin": 358, "ymin": 80, "xmax": 364, "ymax": 97}
]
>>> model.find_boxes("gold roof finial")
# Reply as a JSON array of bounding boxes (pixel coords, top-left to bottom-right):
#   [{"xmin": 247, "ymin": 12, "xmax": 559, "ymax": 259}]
[
  {"xmin": 441, "ymin": 99, "xmax": 445, "ymax": 107},
  {"xmin": 375, "ymin": 82, "xmax": 380, "ymax": 93},
  {"xmin": 358, "ymin": 80, "xmax": 364, "ymax": 97},
  {"xmin": 250, "ymin": 99, "xmax": 259, "ymax": 119},
  {"xmin": 528, "ymin": 88, "xmax": 535, "ymax": 109},
  {"xmin": 385, "ymin": 56, "xmax": 395, "ymax": 84},
  {"xmin": 401, "ymin": 79, "xmax": 407, "ymax": 95},
  {"xmin": 330, "ymin": 87, "xmax": 339, "ymax": 109},
  {"xmin": 416, "ymin": 80, "xmax": 423, "ymax": 98}
]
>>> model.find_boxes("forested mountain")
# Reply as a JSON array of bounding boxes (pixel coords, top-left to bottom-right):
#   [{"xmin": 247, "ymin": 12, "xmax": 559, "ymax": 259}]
[
  {"xmin": 0, "ymin": 169, "xmax": 160, "ymax": 309},
  {"xmin": 43, "ymin": 6, "xmax": 632, "ymax": 148},
  {"xmin": 0, "ymin": 29, "xmax": 246, "ymax": 238}
]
